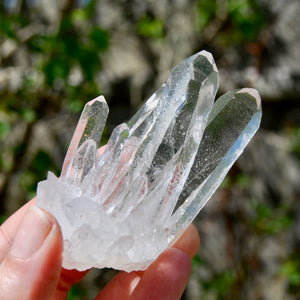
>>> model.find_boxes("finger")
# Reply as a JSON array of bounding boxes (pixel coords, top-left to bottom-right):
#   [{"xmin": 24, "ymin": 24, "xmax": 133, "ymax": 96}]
[
  {"xmin": 95, "ymin": 249, "xmax": 192, "ymax": 300},
  {"xmin": 0, "ymin": 199, "xmax": 91, "ymax": 299},
  {"xmin": 94, "ymin": 271, "xmax": 141, "ymax": 300},
  {"xmin": 0, "ymin": 205, "xmax": 63, "ymax": 300},
  {"xmin": 94, "ymin": 224, "xmax": 199, "ymax": 300},
  {"xmin": 172, "ymin": 224, "xmax": 200, "ymax": 259},
  {"xmin": 130, "ymin": 248, "xmax": 191, "ymax": 300},
  {"xmin": 0, "ymin": 198, "xmax": 36, "ymax": 262},
  {"xmin": 53, "ymin": 268, "xmax": 90, "ymax": 300}
]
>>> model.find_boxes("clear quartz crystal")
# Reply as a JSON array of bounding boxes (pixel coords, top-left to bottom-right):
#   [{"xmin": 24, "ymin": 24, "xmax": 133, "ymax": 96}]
[{"xmin": 37, "ymin": 51, "xmax": 262, "ymax": 272}]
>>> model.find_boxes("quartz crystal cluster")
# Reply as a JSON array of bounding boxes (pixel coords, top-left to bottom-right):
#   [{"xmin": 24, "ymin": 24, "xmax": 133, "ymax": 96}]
[{"xmin": 37, "ymin": 51, "xmax": 262, "ymax": 272}]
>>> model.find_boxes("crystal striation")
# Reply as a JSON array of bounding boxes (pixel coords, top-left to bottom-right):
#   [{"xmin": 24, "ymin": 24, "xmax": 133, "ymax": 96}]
[{"xmin": 37, "ymin": 51, "xmax": 262, "ymax": 272}]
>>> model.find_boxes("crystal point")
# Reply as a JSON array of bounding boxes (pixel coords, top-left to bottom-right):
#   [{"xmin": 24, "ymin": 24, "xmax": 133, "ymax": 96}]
[
  {"xmin": 37, "ymin": 51, "xmax": 262, "ymax": 272},
  {"xmin": 61, "ymin": 96, "xmax": 108, "ymax": 179}
]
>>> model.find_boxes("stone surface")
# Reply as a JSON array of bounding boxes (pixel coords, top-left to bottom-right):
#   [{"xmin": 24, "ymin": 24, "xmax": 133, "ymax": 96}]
[{"xmin": 37, "ymin": 51, "xmax": 262, "ymax": 272}]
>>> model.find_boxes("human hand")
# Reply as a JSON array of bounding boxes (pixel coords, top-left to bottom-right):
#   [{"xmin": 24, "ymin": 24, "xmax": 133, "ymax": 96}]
[{"xmin": 0, "ymin": 198, "xmax": 200, "ymax": 300}]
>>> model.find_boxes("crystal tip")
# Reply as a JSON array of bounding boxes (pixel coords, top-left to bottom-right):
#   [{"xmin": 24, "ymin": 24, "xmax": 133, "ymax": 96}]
[
  {"xmin": 237, "ymin": 88, "xmax": 261, "ymax": 110},
  {"xmin": 86, "ymin": 95, "xmax": 108, "ymax": 106}
]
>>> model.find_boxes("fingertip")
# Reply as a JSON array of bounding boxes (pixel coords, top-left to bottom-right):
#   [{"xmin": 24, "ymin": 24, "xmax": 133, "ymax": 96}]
[
  {"xmin": 130, "ymin": 248, "xmax": 191, "ymax": 300},
  {"xmin": 158, "ymin": 248, "xmax": 192, "ymax": 280},
  {"xmin": 173, "ymin": 224, "xmax": 200, "ymax": 259}
]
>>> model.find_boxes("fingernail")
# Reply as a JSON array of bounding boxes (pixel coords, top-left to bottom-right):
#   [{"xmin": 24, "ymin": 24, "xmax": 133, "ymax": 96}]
[{"xmin": 10, "ymin": 205, "xmax": 52, "ymax": 258}]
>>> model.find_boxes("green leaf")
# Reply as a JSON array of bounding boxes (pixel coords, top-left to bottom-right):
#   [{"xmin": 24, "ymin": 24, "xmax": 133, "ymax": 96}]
[
  {"xmin": 89, "ymin": 27, "xmax": 109, "ymax": 51},
  {"xmin": 0, "ymin": 121, "xmax": 11, "ymax": 139},
  {"xmin": 196, "ymin": 0, "xmax": 217, "ymax": 31},
  {"xmin": 203, "ymin": 270, "xmax": 237, "ymax": 297},
  {"xmin": 227, "ymin": 0, "xmax": 267, "ymax": 42},
  {"xmin": 252, "ymin": 202, "xmax": 292, "ymax": 235},
  {"xmin": 280, "ymin": 258, "xmax": 300, "ymax": 287},
  {"xmin": 22, "ymin": 108, "xmax": 36, "ymax": 123},
  {"xmin": 71, "ymin": 8, "xmax": 89, "ymax": 22},
  {"xmin": 137, "ymin": 16, "xmax": 165, "ymax": 39},
  {"xmin": 43, "ymin": 57, "xmax": 71, "ymax": 86},
  {"xmin": 67, "ymin": 99, "xmax": 85, "ymax": 113}
]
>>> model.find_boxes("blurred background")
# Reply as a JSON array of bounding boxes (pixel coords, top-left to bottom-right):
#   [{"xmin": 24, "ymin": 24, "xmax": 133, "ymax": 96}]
[{"xmin": 0, "ymin": 0, "xmax": 300, "ymax": 299}]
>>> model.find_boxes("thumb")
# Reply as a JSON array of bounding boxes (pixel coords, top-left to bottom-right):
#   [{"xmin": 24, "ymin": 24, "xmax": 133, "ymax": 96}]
[{"xmin": 0, "ymin": 205, "xmax": 63, "ymax": 300}]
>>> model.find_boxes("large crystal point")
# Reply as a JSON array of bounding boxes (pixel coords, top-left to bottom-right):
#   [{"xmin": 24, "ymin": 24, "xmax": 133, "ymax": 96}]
[
  {"xmin": 36, "ymin": 51, "xmax": 262, "ymax": 272},
  {"xmin": 168, "ymin": 88, "xmax": 262, "ymax": 240}
]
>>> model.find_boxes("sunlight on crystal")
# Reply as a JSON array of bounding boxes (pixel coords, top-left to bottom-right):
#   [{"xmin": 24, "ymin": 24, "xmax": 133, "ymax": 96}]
[{"xmin": 37, "ymin": 51, "xmax": 262, "ymax": 272}]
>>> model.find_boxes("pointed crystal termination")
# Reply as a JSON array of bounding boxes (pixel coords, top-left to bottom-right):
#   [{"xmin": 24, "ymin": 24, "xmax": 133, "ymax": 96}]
[
  {"xmin": 61, "ymin": 96, "xmax": 109, "ymax": 181},
  {"xmin": 168, "ymin": 88, "xmax": 262, "ymax": 242},
  {"xmin": 36, "ymin": 51, "xmax": 262, "ymax": 272}
]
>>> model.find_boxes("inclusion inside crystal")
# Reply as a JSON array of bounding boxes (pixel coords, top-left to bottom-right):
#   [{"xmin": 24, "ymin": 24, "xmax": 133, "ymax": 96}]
[{"xmin": 37, "ymin": 51, "xmax": 262, "ymax": 272}]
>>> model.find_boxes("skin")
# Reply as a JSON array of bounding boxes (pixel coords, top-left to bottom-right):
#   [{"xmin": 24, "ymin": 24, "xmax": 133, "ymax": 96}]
[{"xmin": 0, "ymin": 197, "xmax": 200, "ymax": 300}]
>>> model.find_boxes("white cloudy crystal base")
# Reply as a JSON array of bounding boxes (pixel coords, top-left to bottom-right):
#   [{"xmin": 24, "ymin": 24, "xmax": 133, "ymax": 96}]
[{"xmin": 37, "ymin": 51, "xmax": 262, "ymax": 272}]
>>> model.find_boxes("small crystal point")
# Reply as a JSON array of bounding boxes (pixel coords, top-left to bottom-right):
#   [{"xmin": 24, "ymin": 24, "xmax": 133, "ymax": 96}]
[
  {"xmin": 37, "ymin": 52, "xmax": 262, "ymax": 272},
  {"xmin": 61, "ymin": 96, "xmax": 108, "ymax": 179}
]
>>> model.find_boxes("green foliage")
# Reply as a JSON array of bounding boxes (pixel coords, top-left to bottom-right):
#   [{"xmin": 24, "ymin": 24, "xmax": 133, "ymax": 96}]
[
  {"xmin": 193, "ymin": 254, "xmax": 237, "ymax": 299},
  {"xmin": 251, "ymin": 201, "xmax": 292, "ymax": 235},
  {"xmin": 0, "ymin": 121, "xmax": 11, "ymax": 140},
  {"xmin": 67, "ymin": 98, "xmax": 86, "ymax": 114},
  {"xmin": 0, "ymin": 152, "xmax": 12, "ymax": 172},
  {"xmin": 66, "ymin": 284, "xmax": 86, "ymax": 300},
  {"xmin": 39, "ymin": 19, "xmax": 109, "ymax": 86},
  {"xmin": 196, "ymin": 0, "xmax": 267, "ymax": 44},
  {"xmin": 0, "ymin": 0, "xmax": 109, "ymax": 109},
  {"xmin": 235, "ymin": 173, "xmax": 250, "ymax": 188},
  {"xmin": 227, "ymin": 0, "xmax": 267, "ymax": 43},
  {"xmin": 137, "ymin": 16, "xmax": 165, "ymax": 39},
  {"xmin": 89, "ymin": 27, "xmax": 110, "ymax": 51},
  {"xmin": 206, "ymin": 270, "xmax": 236, "ymax": 299},
  {"xmin": 192, "ymin": 253, "xmax": 205, "ymax": 267},
  {"xmin": 220, "ymin": 175, "xmax": 231, "ymax": 189},
  {"xmin": 0, "ymin": 10, "xmax": 28, "ymax": 39},
  {"xmin": 20, "ymin": 150, "xmax": 59, "ymax": 200},
  {"xmin": 0, "ymin": 1, "xmax": 110, "ymax": 202},
  {"xmin": 21, "ymin": 108, "xmax": 37, "ymax": 123},
  {"xmin": 280, "ymin": 254, "xmax": 300, "ymax": 295},
  {"xmin": 220, "ymin": 172, "xmax": 250, "ymax": 189},
  {"xmin": 196, "ymin": 0, "xmax": 217, "ymax": 31}
]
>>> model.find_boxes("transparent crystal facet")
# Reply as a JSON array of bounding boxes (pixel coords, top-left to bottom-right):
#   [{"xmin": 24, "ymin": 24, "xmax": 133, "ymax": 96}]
[{"xmin": 36, "ymin": 51, "xmax": 262, "ymax": 272}]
